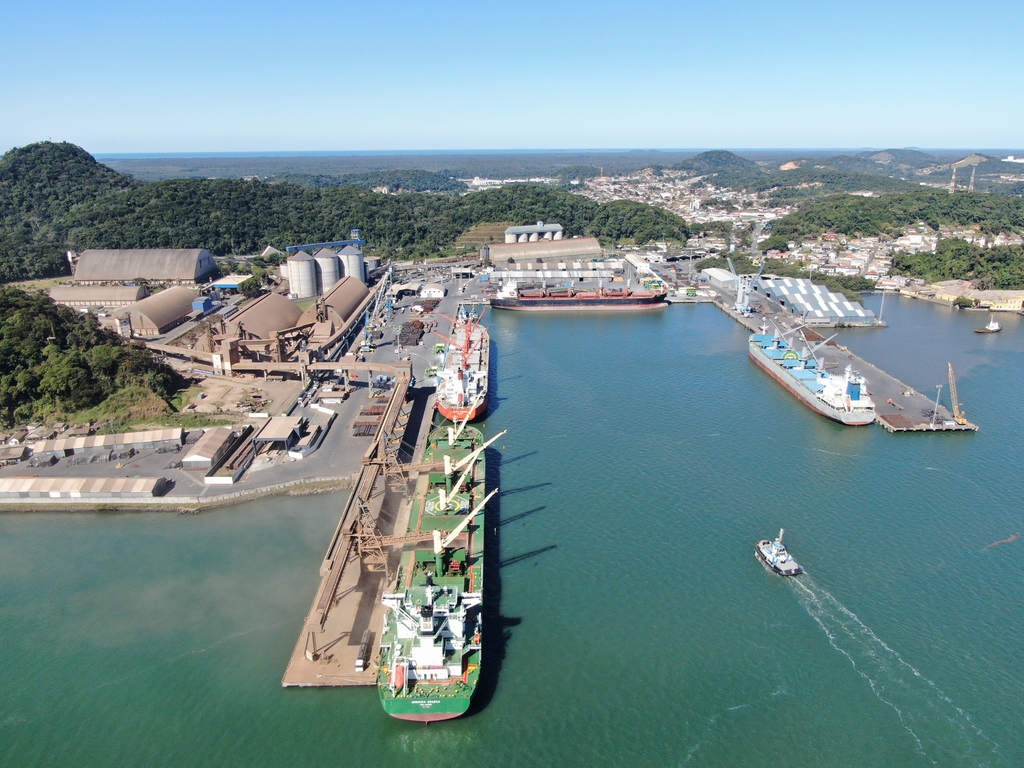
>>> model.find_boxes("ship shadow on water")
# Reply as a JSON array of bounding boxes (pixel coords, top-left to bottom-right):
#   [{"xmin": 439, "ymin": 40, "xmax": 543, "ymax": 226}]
[{"xmin": 465, "ymin": 444, "xmax": 524, "ymax": 717}]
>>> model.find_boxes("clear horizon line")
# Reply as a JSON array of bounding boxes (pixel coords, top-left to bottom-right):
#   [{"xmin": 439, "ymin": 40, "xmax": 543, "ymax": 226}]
[{"xmin": 92, "ymin": 146, "xmax": 1024, "ymax": 160}]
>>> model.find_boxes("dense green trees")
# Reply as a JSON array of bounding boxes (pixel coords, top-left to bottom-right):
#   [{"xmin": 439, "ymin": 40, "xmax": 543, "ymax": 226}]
[
  {"xmin": 891, "ymin": 239, "xmax": 1024, "ymax": 288},
  {"xmin": 770, "ymin": 191, "xmax": 1024, "ymax": 240},
  {"xmin": 0, "ymin": 142, "xmax": 692, "ymax": 282},
  {"xmin": 277, "ymin": 169, "xmax": 467, "ymax": 193},
  {"xmin": 0, "ymin": 288, "xmax": 183, "ymax": 425},
  {"xmin": 0, "ymin": 143, "xmax": 139, "ymax": 282}
]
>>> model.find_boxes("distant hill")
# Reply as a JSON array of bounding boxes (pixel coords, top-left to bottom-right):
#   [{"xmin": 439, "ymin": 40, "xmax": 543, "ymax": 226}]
[
  {"xmin": 671, "ymin": 150, "xmax": 761, "ymax": 174},
  {"xmin": 275, "ymin": 169, "xmax": 467, "ymax": 194},
  {"xmin": 854, "ymin": 149, "xmax": 939, "ymax": 169}
]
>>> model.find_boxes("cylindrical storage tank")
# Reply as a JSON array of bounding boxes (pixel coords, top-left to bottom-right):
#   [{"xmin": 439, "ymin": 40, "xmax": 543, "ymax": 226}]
[
  {"xmin": 340, "ymin": 246, "xmax": 365, "ymax": 284},
  {"xmin": 364, "ymin": 256, "xmax": 381, "ymax": 274},
  {"xmin": 314, "ymin": 252, "xmax": 340, "ymax": 294},
  {"xmin": 279, "ymin": 261, "xmax": 289, "ymax": 280},
  {"xmin": 288, "ymin": 251, "xmax": 317, "ymax": 299}
]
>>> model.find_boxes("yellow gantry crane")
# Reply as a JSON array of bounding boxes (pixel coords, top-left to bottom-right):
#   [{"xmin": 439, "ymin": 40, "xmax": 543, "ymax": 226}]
[{"xmin": 948, "ymin": 362, "xmax": 968, "ymax": 425}]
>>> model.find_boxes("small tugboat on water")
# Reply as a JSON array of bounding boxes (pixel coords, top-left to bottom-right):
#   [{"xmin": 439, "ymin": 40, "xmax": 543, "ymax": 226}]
[
  {"xmin": 974, "ymin": 318, "xmax": 1002, "ymax": 334},
  {"xmin": 755, "ymin": 529, "xmax": 803, "ymax": 576}
]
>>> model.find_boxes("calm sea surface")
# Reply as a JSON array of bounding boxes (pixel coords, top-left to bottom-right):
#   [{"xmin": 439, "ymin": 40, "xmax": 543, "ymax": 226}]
[{"xmin": 1, "ymin": 296, "xmax": 1021, "ymax": 767}]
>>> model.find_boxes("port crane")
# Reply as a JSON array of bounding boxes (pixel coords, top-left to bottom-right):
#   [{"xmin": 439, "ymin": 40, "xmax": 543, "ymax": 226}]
[
  {"xmin": 727, "ymin": 257, "xmax": 765, "ymax": 315},
  {"xmin": 948, "ymin": 362, "xmax": 968, "ymax": 425}
]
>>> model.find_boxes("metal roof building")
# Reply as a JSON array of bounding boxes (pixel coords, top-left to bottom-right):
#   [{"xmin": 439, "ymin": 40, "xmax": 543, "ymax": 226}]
[
  {"xmin": 754, "ymin": 276, "xmax": 877, "ymax": 324},
  {"xmin": 72, "ymin": 249, "xmax": 217, "ymax": 284},
  {"xmin": 210, "ymin": 274, "xmax": 251, "ymax": 290},
  {"xmin": 226, "ymin": 293, "xmax": 303, "ymax": 340},
  {"xmin": 252, "ymin": 417, "xmax": 305, "ymax": 450},
  {"xmin": 29, "ymin": 428, "xmax": 184, "ymax": 457},
  {"xmin": 50, "ymin": 284, "xmax": 149, "ymax": 307},
  {"xmin": 0, "ymin": 476, "xmax": 168, "ymax": 499},
  {"xmin": 181, "ymin": 426, "xmax": 240, "ymax": 470},
  {"xmin": 486, "ymin": 237, "xmax": 602, "ymax": 262},
  {"xmin": 121, "ymin": 286, "xmax": 197, "ymax": 336}
]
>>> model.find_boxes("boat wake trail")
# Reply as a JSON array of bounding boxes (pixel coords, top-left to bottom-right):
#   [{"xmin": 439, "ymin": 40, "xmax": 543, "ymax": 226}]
[{"xmin": 792, "ymin": 577, "xmax": 1003, "ymax": 766}]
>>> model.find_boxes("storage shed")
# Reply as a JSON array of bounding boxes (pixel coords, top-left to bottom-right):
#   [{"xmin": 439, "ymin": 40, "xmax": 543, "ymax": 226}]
[
  {"xmin": 50, "ymin": 284, "xmax": 150, "ymax": 308},
  {"xmin": 225, "ymin": 293, "xmax": 303, "ymax": 340},
  {"xmin": 121, "ymin": 287, "xmax": 197, "ymax": 337},
  {"xmin": 72, "ymin": 249, "xmax": 216, "ymax": 284}
]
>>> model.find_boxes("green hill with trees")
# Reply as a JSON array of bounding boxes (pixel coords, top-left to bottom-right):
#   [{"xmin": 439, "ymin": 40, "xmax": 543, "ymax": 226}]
[
  {"xmin": 0, "ymin": 287, "xmax": 184, "ymax": 426},
  {"xmin": 891, "ymin": 239, "xmax": 1024, "ymax": 289},
  {"xmin": 0, "ymin": 142, "xmax": 691, "ymax": 282},
  {"xmin": 768, "ymin": 190, "xmax": 1024, "ymax": 239},
  {"xmin": 0, "ymin": 142, "xmax": 140, "ymax": 282}
]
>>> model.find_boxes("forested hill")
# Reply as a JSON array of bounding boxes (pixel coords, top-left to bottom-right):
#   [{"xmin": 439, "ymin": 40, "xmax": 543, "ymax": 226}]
[
  {"xmin": 0, "ymin": 288, "xmax": 183, "ymax": 426},
  {"xmin": 769, "ymin": 190, "xmax": 1024, "ymax": 239},
  {"xmin": 0, "ymin": 142, "xmax": 689, "ymax": 283},
  {"xmin": 0, "ymin": 143, "xmax": 140, "ymax": 282}
]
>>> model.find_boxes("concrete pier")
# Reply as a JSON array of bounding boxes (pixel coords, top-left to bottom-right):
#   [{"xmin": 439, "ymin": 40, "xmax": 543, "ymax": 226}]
[{"xmin": 714, "ymin": 296, "xmax": 978, "ymax": 433}]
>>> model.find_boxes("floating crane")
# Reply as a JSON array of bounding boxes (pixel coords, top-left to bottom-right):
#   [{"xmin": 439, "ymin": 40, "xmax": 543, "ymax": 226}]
[{"xmin": 948, "ymin": 362, "xmax": 968, "ymax": 425}]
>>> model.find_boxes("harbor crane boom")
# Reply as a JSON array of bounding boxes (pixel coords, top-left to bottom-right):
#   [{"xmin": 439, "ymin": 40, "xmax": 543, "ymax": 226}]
[{"xmin": 948, "ymin": 362, "xmax": 967, "ymax": 425}]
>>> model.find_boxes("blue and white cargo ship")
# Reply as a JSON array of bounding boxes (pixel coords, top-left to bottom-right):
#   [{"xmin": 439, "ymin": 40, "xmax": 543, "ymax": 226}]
[{"xmin": 748, "ymin": 325, "xmax": 876, "ymax": 426}]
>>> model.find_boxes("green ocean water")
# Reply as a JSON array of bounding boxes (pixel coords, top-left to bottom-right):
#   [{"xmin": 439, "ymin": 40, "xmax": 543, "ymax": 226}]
[{"xmin": 1, "ymin": 296, "xmax": 1021, "ymax": 767}]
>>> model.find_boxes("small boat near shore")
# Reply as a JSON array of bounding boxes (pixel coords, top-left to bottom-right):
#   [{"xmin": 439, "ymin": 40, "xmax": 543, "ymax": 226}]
[
  {"xmin": 975, "ymin": 318, "xmax": 1002, "ymax": 334},
  {"xmin": 755, "ymin": 529, "xmax": 803, "ymax": 576}
]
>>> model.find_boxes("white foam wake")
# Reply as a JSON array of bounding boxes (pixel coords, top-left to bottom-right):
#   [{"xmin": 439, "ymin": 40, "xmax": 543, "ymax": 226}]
[{"xmin": 792, "ymin": 577, "xmax": 1003, "ymax": 766}]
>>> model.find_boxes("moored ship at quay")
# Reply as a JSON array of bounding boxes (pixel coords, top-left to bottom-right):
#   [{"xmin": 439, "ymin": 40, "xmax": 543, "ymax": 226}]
[
  {"xmin": 377, "ymin": 425, "xmax": 501, "ymax": 722},
  {"xmin": 490, "ymin": 279, "xmax": 668, "ymax": 311},
  {"xmin": 434, "ymin": 303, "xmax": 489, "ymax": 422},
  {"xmin": 749, "ymin": 324, "xmax": 876, "ymax": 426}
]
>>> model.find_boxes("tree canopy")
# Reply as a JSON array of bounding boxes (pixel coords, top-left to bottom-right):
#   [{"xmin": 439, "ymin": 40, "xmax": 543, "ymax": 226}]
[
  {"xmin": 0, "ymin": 288, "xmax": 183, "ymax": 425},
  {"xmin": 0, "ymin": 142, "xmax": 691, "ymax": 282}
]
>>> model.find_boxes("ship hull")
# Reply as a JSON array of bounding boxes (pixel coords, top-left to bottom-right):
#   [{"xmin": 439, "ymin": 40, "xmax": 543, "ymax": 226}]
[
  {"xmin": 436, "ymin": 398, "xmax": 488, "ymax": 423},
  {"xmin": 435, "ymin": 305, "xmax": 490, "ymax": 423},
  {"xmin": 749, "ymin": 346, "xmax": 875, "ymax": 426},
  {"xmin": 490, "ymin": 295, "xmax": 667, "ymax": 311},
  {"xmin": 754, "ymin": 541, "xmax": 803, "ymax": 576},
  {"xmin": 382, "ymin": 698, "xmax": 471, "ymax": 722},
  {"xmin": 377, "ymin": 426, "xmax": 487, "ymax": 722}
]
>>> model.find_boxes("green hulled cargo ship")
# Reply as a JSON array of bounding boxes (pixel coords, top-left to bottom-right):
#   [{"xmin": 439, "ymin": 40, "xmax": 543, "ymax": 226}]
[{"xmin": 377, "ymin": 425, "xmax": 500, "ymax": 722}]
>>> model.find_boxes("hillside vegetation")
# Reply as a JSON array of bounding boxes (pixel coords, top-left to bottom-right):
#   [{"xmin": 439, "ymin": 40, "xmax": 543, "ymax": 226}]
[
  {"xmin": 891, "ymin": 239, "xmax": 1024, "ymax": 289},
  {"xmin": 0, "ymin": 288, "xmax": 184, "ymax": 426},
  {"xmin": 0, "ymin": 142, "xmax": 691, "ymax": 282},
  {"xmin": 0, "ymin": 143, "xmax": 139, "ymax": 282},
  {"xmin": 769, "ymin": 191, "xmax": 1024, "ymax": 239}
]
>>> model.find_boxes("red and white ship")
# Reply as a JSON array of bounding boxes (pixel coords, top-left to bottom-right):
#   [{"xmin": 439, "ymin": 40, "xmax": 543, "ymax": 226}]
[{"xmin": 435, "ymin": 304, "xmax": 490, "ymax": 423}]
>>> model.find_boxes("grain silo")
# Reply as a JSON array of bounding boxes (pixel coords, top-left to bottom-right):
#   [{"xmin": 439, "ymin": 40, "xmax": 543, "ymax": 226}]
[
  {"xmin": 339, "ymin": 245, "xmax": 365, "ymax": 284},
  {"xmin": 288, "ymin": 250, "xmax": 317, "ymax": 299},
  {"xmin": 313, "ymin": 248, "xmax": 341, "ymax": 294}
]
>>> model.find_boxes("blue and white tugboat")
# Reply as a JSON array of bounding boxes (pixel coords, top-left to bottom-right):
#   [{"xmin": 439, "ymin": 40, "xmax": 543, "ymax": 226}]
[{"xmin": 755, "ymin": 529, "xmax": 803, "ymax": 576}]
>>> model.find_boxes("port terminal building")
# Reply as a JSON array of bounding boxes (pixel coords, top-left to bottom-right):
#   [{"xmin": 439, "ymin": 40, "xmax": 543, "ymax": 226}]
[
  {"xmin": 700, "ymin": 268, "xmax": 877, "ymax": 325},
  {"xmin": 484, "ymin": 238, "xmax": 626, "ymax": 283},
  {"xmin": 753, "ymin": 276, "xmax": 877, "ymax": 325}
]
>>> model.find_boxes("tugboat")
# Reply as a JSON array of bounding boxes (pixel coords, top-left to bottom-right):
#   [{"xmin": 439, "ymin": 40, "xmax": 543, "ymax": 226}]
[
  {"xmin": 974, "ymin": 318, "xmax": 1002, "ymax": 334},
  {"xmin": 755, "ymin": 529, "xmax": 803, "ymax": 576}
]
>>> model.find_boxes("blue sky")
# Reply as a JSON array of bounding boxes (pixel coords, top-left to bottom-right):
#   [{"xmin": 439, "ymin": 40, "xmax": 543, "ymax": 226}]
[{"xmin": 3, "ymin": 0, "xmax": 1021, "ymax": 153}]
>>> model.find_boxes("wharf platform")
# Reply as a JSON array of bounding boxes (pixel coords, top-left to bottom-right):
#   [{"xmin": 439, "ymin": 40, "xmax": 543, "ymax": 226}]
[
  {"xmin": 282, "ymin": 282, "xmax": 474, "ymax": 688},
  {"xmin": 715, "ymin": 298, "xmax": 978, "ymax": 434}
]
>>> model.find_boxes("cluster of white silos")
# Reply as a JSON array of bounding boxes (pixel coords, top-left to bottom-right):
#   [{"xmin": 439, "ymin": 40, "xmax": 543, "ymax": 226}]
[{"xmin": 286, "ymin": 245, "xmax": 365, "ymax": 299}]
